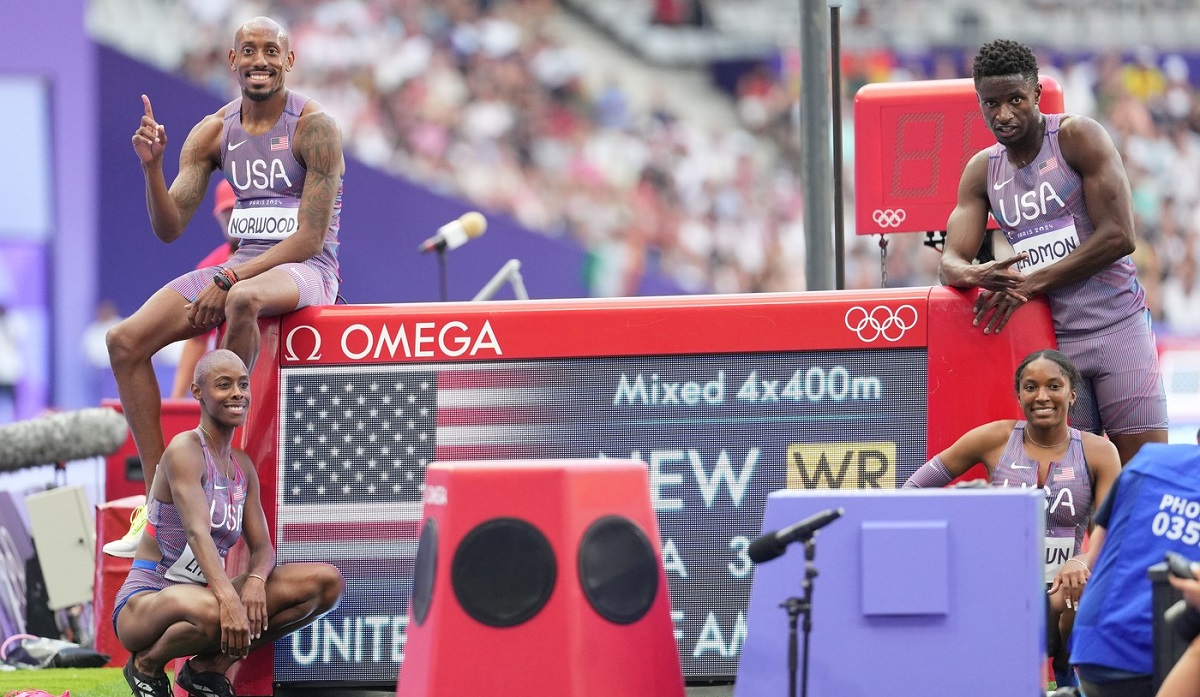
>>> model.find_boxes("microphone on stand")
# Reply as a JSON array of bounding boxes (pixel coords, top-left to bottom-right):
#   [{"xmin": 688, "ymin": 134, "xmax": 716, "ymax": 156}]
[
  {"xmin": 747, "ymin": 508, "xmax": 844, "ymax": 564},
  {"xmin": 418, "ymin": 212, "xmax": 488, "ymax": 254}
]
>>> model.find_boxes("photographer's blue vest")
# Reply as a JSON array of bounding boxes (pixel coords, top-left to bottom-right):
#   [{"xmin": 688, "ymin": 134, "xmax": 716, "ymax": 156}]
[{"xmin": 1072, "ymin": 444, "xmax": 1200, "ymax": 674}]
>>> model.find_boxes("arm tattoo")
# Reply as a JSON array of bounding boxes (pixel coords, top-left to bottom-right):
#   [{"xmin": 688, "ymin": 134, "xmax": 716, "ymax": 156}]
[
  {"xmin": 172, "ymin": 118, "xmax": 221, "ymax": 218},
  {"xmin": 173, "ymin": 157, "xmax": 208, "ymax": 214},
  {"xmin": 295, "ymin": 112, "xmax": 342, "ymax": 237}
]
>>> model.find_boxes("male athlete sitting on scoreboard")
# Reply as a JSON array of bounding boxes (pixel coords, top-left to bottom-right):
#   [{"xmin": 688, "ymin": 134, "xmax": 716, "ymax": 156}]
[{"xmin": 903, "ymin": 349, "xmax": 1120, "ymax": 689}]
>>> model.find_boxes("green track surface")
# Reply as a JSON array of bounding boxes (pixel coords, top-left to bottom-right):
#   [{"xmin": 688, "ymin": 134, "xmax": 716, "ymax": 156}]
[{"xmin": 0, "ymin": 666, "xmax": 132, "ymax": 697}]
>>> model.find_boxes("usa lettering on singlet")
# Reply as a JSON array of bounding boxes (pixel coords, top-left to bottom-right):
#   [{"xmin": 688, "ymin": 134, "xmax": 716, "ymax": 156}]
[
  {"xmin": 163, "ymin": 491, "xmax": 244, "ymax": 585},
  {"xmin": 153, "ymin": 429, "xmax": 248, "ymax": 584},
  {"xmin": 991, "ymin": 424, "xmax": 1093, "ymax": 582},
  {"xmin": 218, "ymin": 91, "xmax": 341, "ymax": 256},
  {"xmin": 985, "ymin": 113, "xmax": 1145, "ymax": 337}
]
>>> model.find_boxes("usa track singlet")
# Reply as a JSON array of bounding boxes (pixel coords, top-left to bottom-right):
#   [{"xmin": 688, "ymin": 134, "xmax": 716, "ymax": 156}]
[
  {"xmin": 218, "ymin": 90, "xmax": 341, "ymax": 278},
  {"xmin": 991, "ymin": 422, "xmax": 1093, "ymax": 582},
  {"xmin": 986, "ymin": 113, "xmax": 1145, "ymax": 338},
  {"xmin": 147, "ymin": 429, "xmax": 247, "ymax": 584}
]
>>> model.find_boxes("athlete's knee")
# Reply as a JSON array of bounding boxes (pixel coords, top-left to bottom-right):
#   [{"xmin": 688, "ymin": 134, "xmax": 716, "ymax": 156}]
[
  {"xmin": 223, "ymin": 283, "xmax": 268, "ymax": 321},
  {"xmin": 106, "ymin": 318, "xmax": 153, "ymax": 367},
  {"xmin": 187, "ymin": 602, "xmax": 223, "ymax": 641},
  {"xmin": 312, "ymin": 564, "xmax": 344, "ymax": 612}
]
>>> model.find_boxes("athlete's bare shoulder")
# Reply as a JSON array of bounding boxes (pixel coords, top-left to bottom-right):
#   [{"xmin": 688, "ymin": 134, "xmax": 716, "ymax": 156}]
[
  {"xmin": 297, "ymin": 95, "xmax": 324, "ymax": 117},
  {"xmin": 294, "ymin": 97, "xmax": 344, "ymax": 175},
  {"xmin": 958, "ymin": 148, "xmax": 993, "ymax": 198},
  {"xmin": 1056, "ymin": 113, "xmax": 1112, "ymax": 146},
  {"xmin": 1056, "ymin": 113, "xmax": 1120, "ymax": 172}
]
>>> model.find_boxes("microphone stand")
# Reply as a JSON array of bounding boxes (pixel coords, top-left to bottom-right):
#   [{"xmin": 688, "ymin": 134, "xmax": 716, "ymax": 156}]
[
  {"xmin": 435, "ymin": 247, "xmax": 448, "ymax": 302},
  {"xmin": 779, "ymin": 534, "xmax": 820, "ymax": 697},
  {"xmin": 472, "ymin": 259, "xmax": 529, "ymax": 302}
]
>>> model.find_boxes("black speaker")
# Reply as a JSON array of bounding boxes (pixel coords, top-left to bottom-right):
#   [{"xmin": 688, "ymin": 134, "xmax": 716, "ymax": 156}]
[
  {"xmin": 578, "ymin": 515, "xmax": 658, "ymax": 625},
  {"xmin": 411, "ymin": 518, "xmax": 438, "ymax": 626},
  {"xmin": 397, "ymin": 460, "xmax": 684, "ymax": 697},
  {"xmin": 450, "ymin": 517, "xmax": 556, "ymax": 628}
]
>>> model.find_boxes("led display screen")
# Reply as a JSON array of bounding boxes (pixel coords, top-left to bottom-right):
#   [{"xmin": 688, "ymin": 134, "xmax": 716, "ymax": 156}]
[{"xmin": 273, "ymin": 348, "xmax": 927, "ymax": 682}]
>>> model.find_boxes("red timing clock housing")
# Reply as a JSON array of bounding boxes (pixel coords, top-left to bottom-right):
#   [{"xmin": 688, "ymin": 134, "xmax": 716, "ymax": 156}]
[{"xmin": 854, "ymin": 76, "xmax": 1064, "ymax": 235}]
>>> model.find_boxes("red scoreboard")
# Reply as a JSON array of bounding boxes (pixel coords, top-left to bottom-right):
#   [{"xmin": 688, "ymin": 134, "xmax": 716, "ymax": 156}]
[
  {"xmin": 854, "ymin": 76, "xmax": 1065, "ymax": 235},
  {"xmin": 227, "ymin": 287, "xmax": 1055, "ymax": 692}
]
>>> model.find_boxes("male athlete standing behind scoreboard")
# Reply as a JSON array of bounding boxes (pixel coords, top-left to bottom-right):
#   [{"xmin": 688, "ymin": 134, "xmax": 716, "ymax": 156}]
[{"xmin": 940, "ymin": 38, "xmax": 1166, "ymax": 465}]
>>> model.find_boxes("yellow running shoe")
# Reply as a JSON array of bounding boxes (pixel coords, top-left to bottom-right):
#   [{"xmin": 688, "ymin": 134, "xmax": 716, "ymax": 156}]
[{"xmin": 102, "ymin": 505, "xmax": 147, "ymax": 558}]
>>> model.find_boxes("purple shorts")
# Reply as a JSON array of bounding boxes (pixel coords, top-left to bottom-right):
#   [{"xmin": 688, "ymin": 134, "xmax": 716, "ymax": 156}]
[
  {"xmin": 112, "ymin": 562, "xmax": 174, "ymax": 636},
  {"xmin": 165, "ymin": 244, "xmax": 338, "ymax": 309},
  {"xmin": 1060, "ymin": 310, "xmax": 1168, "ymax": 436}
]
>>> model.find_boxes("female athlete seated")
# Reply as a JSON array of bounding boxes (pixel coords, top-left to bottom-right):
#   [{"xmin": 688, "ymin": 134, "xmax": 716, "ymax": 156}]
[{"xmin": 903, "ymin": 348, "xmax": 1120, "ymax": 688}]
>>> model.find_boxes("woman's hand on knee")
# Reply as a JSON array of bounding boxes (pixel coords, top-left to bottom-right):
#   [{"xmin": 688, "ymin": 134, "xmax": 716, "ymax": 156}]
[
  {"xmin": 217, "ymin": 596, "xmax": 251, "ymax": 658},
  {"xmin": 241, "ymin": 573, "xmax": 269, "ymax": 641}
]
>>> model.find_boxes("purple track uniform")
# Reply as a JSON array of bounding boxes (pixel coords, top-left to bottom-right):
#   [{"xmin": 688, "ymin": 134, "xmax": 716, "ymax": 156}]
[
  {"xmin": 166, "ymin": 90, "xmax": 341, "ymax": 308},
  {"xmin": 991, "ymin": 422, "xmax": 1093, "ymax": 582},
  {"xmin": 111, "ymin": 429, "xmax": 247, "ymax": 631},
  {"xmin": 987, "ymin": 113, "xmax": 1166, "ymax": 435}
]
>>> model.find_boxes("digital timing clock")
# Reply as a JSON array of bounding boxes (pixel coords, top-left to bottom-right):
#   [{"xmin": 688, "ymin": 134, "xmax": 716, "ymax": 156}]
[{"xmin": 854, "ymin": 76, "xmax": 1064, "ymax": 235}]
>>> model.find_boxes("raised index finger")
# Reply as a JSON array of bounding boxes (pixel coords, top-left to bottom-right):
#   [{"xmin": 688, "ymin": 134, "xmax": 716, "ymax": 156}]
[{"xmin": 141, "ymin": 94, "xmax": 155, "ymax": 121}]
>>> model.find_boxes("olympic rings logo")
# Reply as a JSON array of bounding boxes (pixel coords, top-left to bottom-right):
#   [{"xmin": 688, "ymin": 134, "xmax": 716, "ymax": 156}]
[
  {"xmin": 845, "ymin": 304, "xmax": 919, "ymax": 343},
  {"xmin": 872, "ymin": 208, "xmax": 908, "ymax": 228}
]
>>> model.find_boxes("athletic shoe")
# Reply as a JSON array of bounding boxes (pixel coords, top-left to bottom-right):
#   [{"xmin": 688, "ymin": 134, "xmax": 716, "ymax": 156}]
[
  {"xmin": 123, "ymin": 655, "xmax": 171, "ymax": 697},
  {"xmin": 176, "ymin": 659, "xmax": 237, "ymax": 697},
  {"xmin": 102, "ymin": 505, "xmax": 147, "ymax": 558}
]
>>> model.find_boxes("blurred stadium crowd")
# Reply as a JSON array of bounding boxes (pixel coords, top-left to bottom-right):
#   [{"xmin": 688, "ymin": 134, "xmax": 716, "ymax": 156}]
[{"xmin": 88, "ymin": 0, "xmax": 1200, "ymax": 336}]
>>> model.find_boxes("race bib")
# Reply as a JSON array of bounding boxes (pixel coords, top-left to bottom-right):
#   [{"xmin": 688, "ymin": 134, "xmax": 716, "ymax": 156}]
[
  {"xmin": 164, "ymin": 543, "xmax": 223, "ymax": 585},
  {"xmin": 227, "ymin": 205, "xmax": 300, "ymax": 241},
  {"xmin": 1043, "ymin": 535, "xmax": 1075, "ymax": 583},
  {"xmin": 1009, "ymin": 216, "xmax": 1080, "ymax": 274}
]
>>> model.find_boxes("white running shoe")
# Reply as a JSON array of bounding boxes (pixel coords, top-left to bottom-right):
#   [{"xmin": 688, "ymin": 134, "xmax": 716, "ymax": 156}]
[{"xmin": 102, "ymin": 505, "xmax": 147, "ymax": 558}]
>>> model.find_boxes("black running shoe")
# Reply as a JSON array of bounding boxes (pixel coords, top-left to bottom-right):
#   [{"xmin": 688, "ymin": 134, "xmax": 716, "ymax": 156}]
[
  {"xmin": 123, "ymin": 655, "xmax": 172, "ymax": 697},
  {"xmin": 175, "ymin": 659, "xmax": 237, "ymax": 697}
]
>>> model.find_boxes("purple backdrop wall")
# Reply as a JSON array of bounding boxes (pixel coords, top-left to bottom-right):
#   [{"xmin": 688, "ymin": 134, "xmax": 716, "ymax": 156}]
[
  {"xmin": 0, "ymin": 4, "xmax": 685, "ymax": 411},
  {"xmin": 0, "ymin": 0, "xmax": 98, "ymax": 411},
  {"xmin": 97, "ymin": 46, "xmax": 685, "ymax": 314}
]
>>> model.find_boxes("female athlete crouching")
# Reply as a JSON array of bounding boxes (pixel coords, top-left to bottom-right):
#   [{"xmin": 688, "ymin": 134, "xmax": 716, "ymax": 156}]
[{"xmin": 113, "ymin": 349, "xmax": 343, "ymax": 697}]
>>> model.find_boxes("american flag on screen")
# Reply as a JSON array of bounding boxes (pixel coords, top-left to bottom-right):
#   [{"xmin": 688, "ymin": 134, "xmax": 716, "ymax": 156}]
[{"xmin": 275, "ymin": 364, "xmax": 560, "ymax": 568}]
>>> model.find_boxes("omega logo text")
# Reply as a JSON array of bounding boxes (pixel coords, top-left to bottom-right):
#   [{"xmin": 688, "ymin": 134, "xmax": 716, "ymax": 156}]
[{"xmin": 284, "ymin": 320, "xmax": 503, "ymax": 362}]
